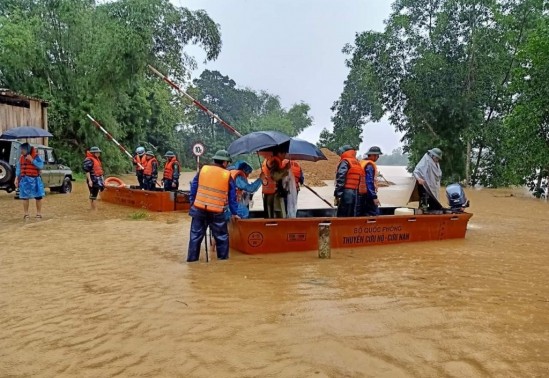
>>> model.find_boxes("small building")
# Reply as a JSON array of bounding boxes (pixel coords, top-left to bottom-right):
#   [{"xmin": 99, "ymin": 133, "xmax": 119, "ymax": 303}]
[{"xmin": 0, "ymin": 89, "xmax": 49, "ymax": 145}]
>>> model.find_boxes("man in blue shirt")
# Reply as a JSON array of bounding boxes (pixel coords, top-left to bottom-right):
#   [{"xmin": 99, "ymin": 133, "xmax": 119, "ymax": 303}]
[
  {"xmin": 187, "ymin": 150, "xmax": 240, "ymax": 262},
  {"xmin": 359, "ymin": 146, "xmax": 383, "ymax": 216},
  {"xmin": 227, "ymin": 160, "xmax": 265, "ymax": 219}
]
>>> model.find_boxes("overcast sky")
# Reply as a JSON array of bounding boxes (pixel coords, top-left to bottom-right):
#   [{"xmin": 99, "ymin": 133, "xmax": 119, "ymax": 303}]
[{"xmin": 175, "ymin": 0, "xmax": 402, "ymax": 154}]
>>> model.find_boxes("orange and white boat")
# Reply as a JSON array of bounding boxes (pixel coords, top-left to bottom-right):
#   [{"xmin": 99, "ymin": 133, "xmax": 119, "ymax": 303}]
[
  {"xmin": 229, "ymin": 208, "xmax": 472, "ymax": 254},
  {"xmin": 100, "ymin": 177, "xmax": 190, "ymax": 212}
]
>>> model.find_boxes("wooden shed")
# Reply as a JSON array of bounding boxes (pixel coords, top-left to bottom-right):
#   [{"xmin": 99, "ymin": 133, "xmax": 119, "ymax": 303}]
[{"xmin": 0, "ymin": 89, "xmax": 49, "ymax": 146}]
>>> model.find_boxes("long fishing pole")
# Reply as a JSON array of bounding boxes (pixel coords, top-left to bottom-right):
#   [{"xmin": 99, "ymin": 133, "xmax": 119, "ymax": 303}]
[
  {"xmin": 148, "ymin": 65, "xmax": 242, "ymax": 138},
  {"xmin": 86, "ymin": 114, "xmax": 145, "ymax": 170}
]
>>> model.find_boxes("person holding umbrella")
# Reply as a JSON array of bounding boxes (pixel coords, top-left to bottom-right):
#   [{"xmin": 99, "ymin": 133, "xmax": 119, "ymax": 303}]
[
  {"xmin": 261, "ymin": 149, "xmax": 290, "ymax": 218},
  {"xmin": 83, "ymin": 146, "xmax": 105, "ymax": 210},
  {"xmin": 334, "ymin": 145, "xmax": 365, "ymax": 217},
  {"xmin": 187, "ymin": 150, "xmax": 240, "ymax": 262},
  {"xmin": 15, "ymin": 143, "xmax": 45, "ymax": 219}
]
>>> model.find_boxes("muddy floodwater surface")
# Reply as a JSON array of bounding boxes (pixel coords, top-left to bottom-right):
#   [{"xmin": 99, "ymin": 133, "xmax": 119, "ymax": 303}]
[{"xmin": 0, "ymin": 169, "xmax": 548, "ymax": 377}]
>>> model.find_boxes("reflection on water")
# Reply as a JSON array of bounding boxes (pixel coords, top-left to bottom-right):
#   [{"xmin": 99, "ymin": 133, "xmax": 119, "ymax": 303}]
[{"xmin": 0, "ymin": 172, "xmax": 548, "ymax": 377}]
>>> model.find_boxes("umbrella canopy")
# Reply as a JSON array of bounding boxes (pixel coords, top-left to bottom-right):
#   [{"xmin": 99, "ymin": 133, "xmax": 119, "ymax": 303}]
[
  {"xmin": 258, "ymin": 138, "xmax": 327, "ymax": 162},
  {"xmin": 286, "ymin": 138, "xmax": 326, "ymax": 161},
  {"xmin": 0, "ymin": 126, "xmax": 53, "ymax": 139},
  {"xmin": 227, "ymin": 131, "xmax": 290, "ymax": 156}
]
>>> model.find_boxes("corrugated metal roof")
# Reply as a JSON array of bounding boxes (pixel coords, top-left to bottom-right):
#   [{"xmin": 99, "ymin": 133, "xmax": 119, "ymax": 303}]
[{"xmin": 0, "ymin": 89, "xmax": 48, "ymax": 104}]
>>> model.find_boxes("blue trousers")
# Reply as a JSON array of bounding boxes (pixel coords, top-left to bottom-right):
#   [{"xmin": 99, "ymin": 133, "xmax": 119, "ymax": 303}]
[
  {"xmin": 359, "ymin": 195, "xmax": 380, "ymax": 216},
  {"xmin": 336, "ymin": 189, "xmax": 358, "ymax": 217},
  {"xmin": 187, "ymin": 207, "xmax": 230, "ymax": 262},
  {"xmin": 163, "ymin": 179, "xmax": 179, "ymax": 191}
]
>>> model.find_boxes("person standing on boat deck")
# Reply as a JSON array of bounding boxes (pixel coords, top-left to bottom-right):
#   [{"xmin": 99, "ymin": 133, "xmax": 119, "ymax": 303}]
[
  {"xmin": 262, "ymin": 150, "xmax": 289, "ymax": 218},
  {"xmin": 187, "ymin": 150, "xmax": 239, "ymax": 262},
  {"xmin": 334, "ymin": 145, "xmax": 366, "ymax": 217},
  {"xmin": 15, "ymin": 143, "xmax": 45, "ymax": 219},
  {"xmin": 413, "ymin": 147, "xmax": 443, "ymax": 211},
  {"xmin": 359, "ymin": 146, "xmax": 383, "ymax": 216},
  {"xmin": 228, "ymin": 160, "xmax": 265, "ymax": 219},
  {"xmin": 143, "ymin": 151, "xmax": 158, "ymax": 190},
  {"xmin": 83, "ymin": 146, "xmax": 105, "ymax": 211},
  {"xmin": 287, "ymin": 159, "xmax": 304, "ymax": 193},
  {"xmin": 162, "ymin": 151, "xmax": 180, "ymax": 191},
  {"xmin": 133, "ymin": 146, "xmax": 147, "ymax": 189}
]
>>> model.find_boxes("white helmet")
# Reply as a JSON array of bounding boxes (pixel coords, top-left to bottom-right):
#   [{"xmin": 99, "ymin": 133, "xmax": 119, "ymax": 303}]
[{"xmin": 136, "ymin": 146, "xmax": 145, "ymax": 155}]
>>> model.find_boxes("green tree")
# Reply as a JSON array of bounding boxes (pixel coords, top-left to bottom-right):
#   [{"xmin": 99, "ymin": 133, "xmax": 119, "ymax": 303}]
[
  {"xmin": 179, "ymin": 70, "xmax": 313, "ymax": 168},
  {"xmin": 0, "ymin": 0, "xmax": 221, "ymax": 172},
  {"xmin": 326, "ymin": 0, "xmax": 543, "ymax": 185}
]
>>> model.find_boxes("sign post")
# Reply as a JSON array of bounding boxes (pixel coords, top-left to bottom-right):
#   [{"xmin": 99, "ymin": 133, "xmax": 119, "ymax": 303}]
[{"xmin": 192, "ymin": 142, "xmax": 205, "ymax": 172}]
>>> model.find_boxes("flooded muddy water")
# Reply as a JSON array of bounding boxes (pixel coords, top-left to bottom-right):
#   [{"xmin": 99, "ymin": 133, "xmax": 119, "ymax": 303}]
[{"xmin": 0, "ymin": 169, "xmax": 548, "ymax": 377}]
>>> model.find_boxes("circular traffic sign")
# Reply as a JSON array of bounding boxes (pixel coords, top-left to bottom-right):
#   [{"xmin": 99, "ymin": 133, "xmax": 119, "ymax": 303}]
[{"xmin": 192, "ymin": 143, "xmax": 205, "ymax": 157}]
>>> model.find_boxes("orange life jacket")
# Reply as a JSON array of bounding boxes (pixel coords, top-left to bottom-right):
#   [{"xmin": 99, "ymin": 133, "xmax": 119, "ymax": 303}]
[
  {"xmin": 85, "ymin": 151, "xmax": 104, "ymax": 176},
  {"xmin": 19, "ymin": 148, "xmax": 40, "ymax": 177},
  {"xmin": 134, "ymin": 155, "xmax": 147, "ymax": 171},
  {"xmin": 230, "ymin": 169, "xmax": 247, "ymax": 201},
  {"xmin": 194, "ymin": 165, "xmax": 231, "ymax": 213},
  {"xmin": 261, "ymin": 156, "xmax": 282, "ymax": 195},
  {"xmin": 143, "ymin": 157, "xmax": 157, "ymax": 176},
  {"xmin": 360, "ymin": 160, "xmax": 379, "ymax": 191},
  {"xmin": 290, "ymin": 160, "xmax": 302, "ymax": 189},
  {"xmin": 163, "ymin": 158, "xmax": 179, "ymax": 180},
  {"xmin": 339, "ymin": 150, "xmax": 366, "ymax": 193}
]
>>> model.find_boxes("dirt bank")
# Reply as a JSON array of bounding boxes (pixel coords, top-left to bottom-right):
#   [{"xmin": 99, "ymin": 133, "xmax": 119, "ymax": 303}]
[
  {"xmin": 250, "ymin": 148, "xmax": 394, "ymax": 187},
  {"xmin": 0, "ymin": 181, "xmax": 548, "ymax": 377}
]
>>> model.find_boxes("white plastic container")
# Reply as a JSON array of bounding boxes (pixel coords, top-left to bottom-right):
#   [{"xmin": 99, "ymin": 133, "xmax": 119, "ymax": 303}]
[{"xmin": 394, "ymin": 207, "xmax": 415, "ymax": 216}]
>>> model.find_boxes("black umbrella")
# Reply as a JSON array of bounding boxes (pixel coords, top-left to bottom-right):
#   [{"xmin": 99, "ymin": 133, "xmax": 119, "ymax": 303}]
[
  {"xmin": 227, "ymin": 131, "xmax": 291, "ymax": 156},
  {"xmin": 286, "ymin": 138, "xmax": 327, "ymax": 162},
  {"xmin": 0, "ymin": 126, "xmax": 53, "ymax": 139}
]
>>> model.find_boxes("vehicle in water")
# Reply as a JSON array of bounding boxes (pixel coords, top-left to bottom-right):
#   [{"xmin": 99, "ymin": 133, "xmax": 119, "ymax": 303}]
[{"xmin": 0, "ymin": 139, "xmax": 74, "ymax": 194}]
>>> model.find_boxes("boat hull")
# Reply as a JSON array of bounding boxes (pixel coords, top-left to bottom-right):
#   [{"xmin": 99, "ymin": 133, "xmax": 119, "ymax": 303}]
[
  {"xmin": 100, "ymin": 186, "xmax": 190, "ymax": 212},
  {"xmin": 229, "ymin": 209, "xmax": 473, "ymax": 254}
]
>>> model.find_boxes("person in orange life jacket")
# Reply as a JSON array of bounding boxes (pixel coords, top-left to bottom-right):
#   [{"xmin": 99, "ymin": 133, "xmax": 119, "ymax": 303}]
[
  {"xmin": 227, "ymin": 160, "xmax": 265, "ymax": 219},
  {"xmin": 82, "ymin": 146, "xmax": 105, "ymax": 210},
  {"xmin": 334, "ymin": 145, "xmax": 365, "ymax": 217},
  {"xmin": 162, "ymin": 151, "xmax": 180, "ymax": 191},
  {"xmin": 285, "ymin": 159, "xmax": 304, "ymax": 190},
  {"xmin": 187, "ymin": 150, "xmax": 240, "ymax": 262},
  {"xmin": 133, "ymin": 146, "xmax": 146, "ymax": 189},
  {"xmin": 142, "ymin": 151, "xmax": 158, "ymax": 190},
  {"xmin": 358, "ymin": 146, "xmax": 383, "ymax": 216},
  {"xmin": 262, "ymin": 150, "xmax": 290, "ymax": 218},
  {"xmin": 15, "ymin": 143, "xmax": 45, "ymax": 219}
]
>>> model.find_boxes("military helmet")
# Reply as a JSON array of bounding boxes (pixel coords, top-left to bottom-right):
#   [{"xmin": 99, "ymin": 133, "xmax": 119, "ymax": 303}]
[
  {"xmin": 90, "ymin": 146, "xmax": 101, "ymax": 153},
  {"xmin": 336, "ymin": 145, "xmax": 354, "ymax": 155},
  {"xmin": 164, "ymin": 151, "xmax": 175, "ymax": 157},
  {"xmin": 366, "ymin": 146, "xmax": 383, "ymax": 155},
  {"xmin": 136, "ymin": 146, "xmax": 145, "ymax": 155},
  {"xmin": 145, "ymin": 151, "xmax": 154, "ymax": 156},
  {"xmin": 428, "ymin": 147, "xmax": 443, "ymax": 160},
  {"xmin": 212, "ymin": 150, "xmax": 232, "ymax": 162}
]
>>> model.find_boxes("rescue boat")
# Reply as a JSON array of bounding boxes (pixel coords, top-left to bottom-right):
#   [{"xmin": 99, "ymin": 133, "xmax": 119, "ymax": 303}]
[
  {"xmin": 100, "ymin": 177, "xmax": 190, "ymax": 212},
  {"xmin": 229, "ymin": 207, "xmax": 473, "ymax": 254}
]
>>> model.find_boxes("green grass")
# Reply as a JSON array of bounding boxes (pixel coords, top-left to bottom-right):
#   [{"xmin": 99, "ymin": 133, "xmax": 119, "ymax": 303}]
[{"xmin": 128, "ymin": 210, "xmax": 148, "ymax": 220}]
